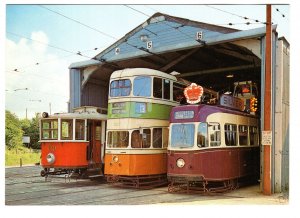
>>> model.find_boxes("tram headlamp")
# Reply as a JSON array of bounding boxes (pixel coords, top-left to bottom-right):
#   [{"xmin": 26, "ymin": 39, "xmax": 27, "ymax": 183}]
[
  {"xmin": 46, "ymin": 153, "xmax": 55, "ymax": 164},
  {"xmin": 112, "ymin": 155, "xmax": 119, "ymax": 163},
  {"xmin": 176, "ymin": 158, "xmax": 185, "ymax": 168}
]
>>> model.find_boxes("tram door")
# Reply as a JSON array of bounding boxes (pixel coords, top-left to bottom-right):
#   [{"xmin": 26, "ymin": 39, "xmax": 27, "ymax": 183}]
[{"xmin": 87, "ymin": 120, "xmax": 103, "ymax": 166}]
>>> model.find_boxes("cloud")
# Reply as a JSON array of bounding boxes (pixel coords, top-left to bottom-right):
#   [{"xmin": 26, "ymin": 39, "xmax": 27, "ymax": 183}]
[
  {"xmin": 31, "ymin": 31, "xmax": 49, "ymax": 53},
  {"xmin": 5, "ymin": 31, "xmax": 70, "ymax": 119}
]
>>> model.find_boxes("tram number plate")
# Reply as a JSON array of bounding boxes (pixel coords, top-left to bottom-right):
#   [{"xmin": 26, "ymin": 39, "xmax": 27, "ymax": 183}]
[{"xmin": 261, "ymin": 131, "xmax": 272, "ymax": 145}]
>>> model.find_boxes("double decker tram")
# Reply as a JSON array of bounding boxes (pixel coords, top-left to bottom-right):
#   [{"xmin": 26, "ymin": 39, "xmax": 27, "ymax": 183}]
[
  {"xmin": 39, "ymin": 106, "xmax": 107, "ymax": 179},
  {"xmin": 167, "ymin": 83, "xmax": 260, "ymax": 193},
  {"xmin": 105, "ymin": 68, "xmax": 186, "ymax": 188}
]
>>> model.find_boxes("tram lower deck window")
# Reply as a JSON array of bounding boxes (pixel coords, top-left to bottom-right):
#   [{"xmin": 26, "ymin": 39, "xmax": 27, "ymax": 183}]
[
  {"xmin": 75, "ymin": 119, "xmax": 85, "ymax": 140},
  {"xmin": 238, "ymin": 125, "xmax": 248, "ymax": 145},
  {"xmin": 41, "ymin": 119, "xmax": 58, "ymax": 140},
  {"xmin": 61, "ymin": 119, "xmax": 73, "ymax": 140},
  {"xmin": 107, "ymin": 131, "xmax": 129, "ymax": 148},
  {"xmin": 209, "ymin": 123, "xmax": 221, "ymax": 147},
  {"xmin": 249, "ymin": 126, "xmax": 258, "ymax": 145},
  {"xmin": 224, "ymin": 124, "xmax": 237, "ymax": 146},
  {"xmin": 131, "ymin": 129, "xmax": 151, "ymax": 148},
  {"xmin": 171, "ymin": 124, "xmax": 195, "ymax": 148},
  {"xmin": 197, "ymin": 123, "xmax": 208, "ymax": 147}
]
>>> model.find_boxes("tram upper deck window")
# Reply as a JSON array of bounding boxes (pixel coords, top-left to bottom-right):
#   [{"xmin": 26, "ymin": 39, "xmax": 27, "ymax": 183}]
[
  {"xmin": 197, "ymin": 123, "xmax": 208, "ymax": 147},
  {"xmin": 107, "ymin": 131, "xmax": 129, "ymax": 148},
  {"xmin": 110, "ymin": 79, "xmax": 131, "ymax": 97},
  {"xmin": 133, "ymin": 76, "xmax": 151, "ymax": 97},
  {"xmin": 209, "ymin": 123, "xmax": 221, "ymax": 147},
  {"xmin": 224, "ymin": 124, "xmax": 237, "ymax": 146},
  {"xmin": 61, "ymin": 119, "xmax": 73, "ymax": 140},
  {"xmin": 41, "ymin": 119, "xmax": 58, "ymax": 140},
  {"xmin": 171, "ymin": 124, "xmax": 195, "ymax": 148},
  {"xmin": 75, "ymin": 119, "xmax": 85, "ymax": 140},
  {"xmin": 153, "ymin": 77, "xmax": 171, "ymax": 100},
  {"xmin": 238, "ymin": 125, "xmax": 248, "ymax": 145}
]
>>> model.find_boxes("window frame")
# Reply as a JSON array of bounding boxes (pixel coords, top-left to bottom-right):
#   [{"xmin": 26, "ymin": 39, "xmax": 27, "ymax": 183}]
[
  {"xmin": 208, "ymin": 122, "xmax": 221, "ymax": 147},
  {"xmin": 238, "ymin": 125, "xmax": 249, "ymax": 146},
  {"xmin": 197, "ymin": 122, "xmax": 208, "ymax": 148},
  {"xmin": 75, "ymin": 119, "xmax": 85, "ymax": 140},
  {"xmin": 133, "ymin": 76, "xmax": 151, "ymax": 97},
  {"xmin": 107, "ymin": 131, "xmax": 129, "ymax": 148},
  {"xmin": 61, "ymin": 119, "xmax": 73, "ymax": 140},
  {"xmin": 224, "ymin": 123, "xmax": 237, "ymax": 146},
  {"xmin": 41, "ymin": 119, "xmax": 58, "ymax": 140},
  {"xmin": 170, "ymin": 123, "xmax": 195, "ymax": 148},
  {"xmin": 110, "ymin": 79, "xmax": 131, "ymax": 97}
]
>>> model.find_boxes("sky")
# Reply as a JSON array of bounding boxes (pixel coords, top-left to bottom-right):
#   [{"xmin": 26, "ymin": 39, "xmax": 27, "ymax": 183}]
[{"xmin": 4, "ymin": 3, "xmax": 290, "ymax": 119}]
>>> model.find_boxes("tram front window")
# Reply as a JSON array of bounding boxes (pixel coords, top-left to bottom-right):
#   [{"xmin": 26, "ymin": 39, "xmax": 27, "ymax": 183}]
[
  {"xmin": 107, "ymin": 131, "xmax": 129, "ymax": 148},
  {"xmin": 41, "ymin": 119, "xmax": 58, "ymax": 140},
  {"xmin": 171, "ymin": 124, "xmax": 195, "ymax": 148},
  {"xmin": 110, "ymin": 79, "xmax": 131, "ymax": 97},
  {"xmin": 133, "ymin": 76, "xmax": 151, "ymax": 97}
]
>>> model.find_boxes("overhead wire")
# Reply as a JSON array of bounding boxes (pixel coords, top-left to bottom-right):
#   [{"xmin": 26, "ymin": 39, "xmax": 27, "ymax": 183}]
[
  {"xmin": 205, "ymin": 5, "xmax": 266, "ymax": 24},
  {"xmin": 37, "ymin": 5, "xmax": 152, "ymax": 57},
  {"xmin": 6, "ymin": 31, "xmax": 107, "ymax": 73}
]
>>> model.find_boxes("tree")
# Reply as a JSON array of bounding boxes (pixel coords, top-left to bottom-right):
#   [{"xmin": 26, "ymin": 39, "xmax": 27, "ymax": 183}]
[
  {"xmin": 5, "ymin": 110, "xmax": 23, "ymax": 149},
  {"xmin": 20, "ymin": 114, "xmax": 41, "ymax": 149}
]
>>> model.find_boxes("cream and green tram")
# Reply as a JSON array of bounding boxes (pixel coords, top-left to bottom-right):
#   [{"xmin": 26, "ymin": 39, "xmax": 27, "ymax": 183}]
[{"xmin": 104, "ymin": 68, "xmax": 185, "ymax": 188}]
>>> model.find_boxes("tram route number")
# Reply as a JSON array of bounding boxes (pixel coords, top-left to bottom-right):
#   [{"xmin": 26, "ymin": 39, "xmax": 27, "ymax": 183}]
[{"xmin": 261, "ymin": 131, "xmax": 272, "ymax": 145}]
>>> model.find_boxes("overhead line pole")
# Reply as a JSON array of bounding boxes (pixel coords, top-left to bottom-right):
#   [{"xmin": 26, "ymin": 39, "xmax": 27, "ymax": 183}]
[{"xmin": 263, "ymin": 4, "xmax": 272, "ymax": 195}]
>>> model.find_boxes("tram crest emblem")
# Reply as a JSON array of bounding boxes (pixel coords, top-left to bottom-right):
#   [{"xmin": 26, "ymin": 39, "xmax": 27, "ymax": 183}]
[{"xmin": 184, "ymin": 83, "xmax": 203, "ymax": 104}]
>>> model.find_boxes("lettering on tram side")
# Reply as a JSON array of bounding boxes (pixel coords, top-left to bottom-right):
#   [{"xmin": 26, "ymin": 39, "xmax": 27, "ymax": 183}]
[{"xmin": 220, "ymin": 94, "xmax": 244, "ymax": 111}]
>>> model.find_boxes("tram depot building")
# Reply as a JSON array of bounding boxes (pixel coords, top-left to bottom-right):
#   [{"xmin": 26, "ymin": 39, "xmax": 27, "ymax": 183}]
[{"xmin": 68, "ymin": 13, "xmax": 289, "ymax": 194}]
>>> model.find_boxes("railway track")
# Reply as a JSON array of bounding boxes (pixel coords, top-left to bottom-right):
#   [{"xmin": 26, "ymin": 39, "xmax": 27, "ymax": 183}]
[{"xmin": 5, "ymin": 166, "xmax": 284, "ymax": 205}]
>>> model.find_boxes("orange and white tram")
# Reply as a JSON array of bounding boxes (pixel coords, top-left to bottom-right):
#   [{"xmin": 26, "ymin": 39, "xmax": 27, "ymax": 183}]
[
  {"xmin": 104, "ymin": 68, "xmax": 186, "ymax": 188},
  {"xmin": 39, "ymin": 106, "xmax": 107, "ymax": 178}
]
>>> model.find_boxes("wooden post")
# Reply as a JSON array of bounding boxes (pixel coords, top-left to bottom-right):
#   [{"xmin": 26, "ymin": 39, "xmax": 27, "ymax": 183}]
[
  {"xmin": 263, "ymin": 4, "xmax": 272, "ymax": 195},
  {"xmin": 20, "ymin": 158, "xmax": 23, "ymax": 167}
]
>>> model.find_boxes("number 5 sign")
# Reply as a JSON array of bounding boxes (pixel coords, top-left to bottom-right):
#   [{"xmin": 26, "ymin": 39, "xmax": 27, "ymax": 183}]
[{"xmin": 146, "ymin": 41, "xmax": 153, "ymax": 50}]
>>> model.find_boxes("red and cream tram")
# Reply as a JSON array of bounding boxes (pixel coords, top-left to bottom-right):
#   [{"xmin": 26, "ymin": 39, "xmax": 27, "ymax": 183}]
[
  {"xmin": 39, "ymin": 106, "xmax": 107, "ymax": 178},
  {"xmin": 168, "ymin": 84, "xmax": 260, "ymax": 193}
]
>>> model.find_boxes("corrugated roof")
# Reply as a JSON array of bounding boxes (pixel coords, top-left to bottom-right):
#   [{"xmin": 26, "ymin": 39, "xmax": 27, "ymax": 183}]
[{"xmin": 93, "ymin": 13, "xmax": 238, "ymax": 62}]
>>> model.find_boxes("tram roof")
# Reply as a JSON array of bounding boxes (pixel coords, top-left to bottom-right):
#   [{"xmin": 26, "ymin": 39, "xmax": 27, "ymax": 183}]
[
  {"xmin": 69, "ymin": 12, "xmax": 275, "ymax": 91},
  {"xmin": 42, "ymin": 113, "xmax": 107, "ymax": 120},
  {"xmin": 110, "ymin": 68, "xmax": 177, "ymax": 81}
]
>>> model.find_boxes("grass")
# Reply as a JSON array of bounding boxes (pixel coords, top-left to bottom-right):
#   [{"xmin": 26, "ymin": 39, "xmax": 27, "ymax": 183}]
[{"xmin": 5, "ymin": 146, "xmax": 41, "ymax": 166}]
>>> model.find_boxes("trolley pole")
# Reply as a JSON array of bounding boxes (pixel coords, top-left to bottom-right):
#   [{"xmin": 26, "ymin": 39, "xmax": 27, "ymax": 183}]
[{"xmin": 263, "ymin": 4, "xmax": 272, "ymax": 195}]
